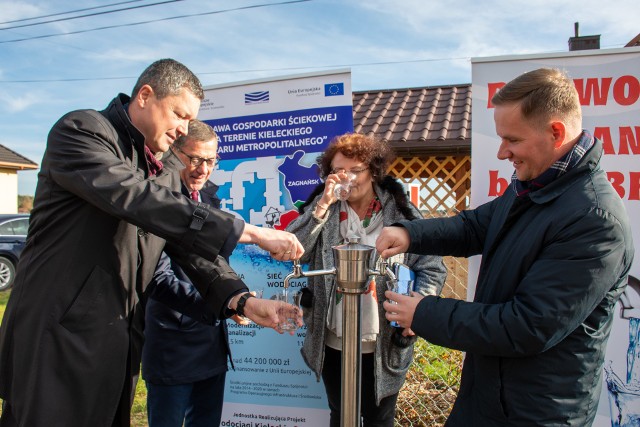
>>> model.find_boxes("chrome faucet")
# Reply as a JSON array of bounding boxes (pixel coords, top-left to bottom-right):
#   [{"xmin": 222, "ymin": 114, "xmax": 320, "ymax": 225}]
[{"xmin": 283, "ymin": 236, "xmax": 395, "ymax": 427}]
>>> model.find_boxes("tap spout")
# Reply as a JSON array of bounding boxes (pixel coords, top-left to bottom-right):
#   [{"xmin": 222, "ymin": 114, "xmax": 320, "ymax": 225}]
[
  {"xmin": 302, "ymin": 268, "xmax": 337, "ymax": 278},
  {"xmin": 284, "ymin": 260, "xmax": 336, "ymax": 289},
  {"xmin": 283, "ymin": 260, "xmax": 303, "ymax": 290},
  {"xmin": 384, "ymin": 265, "xmax": 397, "ymax": 281},
  {"xmin": 369, "ymin": 258, "xmax": 396, "ymax": 281}
]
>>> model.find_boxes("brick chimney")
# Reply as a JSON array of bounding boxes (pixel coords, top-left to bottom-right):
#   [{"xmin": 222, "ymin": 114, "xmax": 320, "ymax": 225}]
[{"xmin": 568, "ymin": 22, "xmax": 600, "ymax": 51}]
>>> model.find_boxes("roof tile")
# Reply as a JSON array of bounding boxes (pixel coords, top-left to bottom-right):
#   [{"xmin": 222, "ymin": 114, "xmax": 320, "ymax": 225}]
[
  {"xmin": 353, "ymin": 84, "xmax": 471, "ymax": 154},
  {"xmin": 0, "ymin": 144, "xmax": 38, "ymax": 170}
]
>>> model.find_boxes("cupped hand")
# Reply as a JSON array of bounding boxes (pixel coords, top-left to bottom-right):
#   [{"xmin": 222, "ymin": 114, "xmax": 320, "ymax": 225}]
[
  {"xmin": 242, "ymin": 297, "xmax": 280, "ymax": 330},
  {"xmin": 242, "ymin": 297, "xmax": 302, "ymax": 335}
]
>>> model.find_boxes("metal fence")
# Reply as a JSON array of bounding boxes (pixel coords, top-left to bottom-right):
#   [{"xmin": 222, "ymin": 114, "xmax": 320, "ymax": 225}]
[{"xmin": 394, "ymin": 256, "xmax": 467, "ymax": 426}]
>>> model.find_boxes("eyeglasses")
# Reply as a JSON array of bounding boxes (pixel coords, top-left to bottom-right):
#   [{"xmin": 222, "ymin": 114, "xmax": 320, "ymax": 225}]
[
  {"xmin": 330, "ymin": 166, "xmax": 369, "ymax": 176},
  {"xmin": 175, "ymin": 147, "xmax": 219, "ymax": 168}
]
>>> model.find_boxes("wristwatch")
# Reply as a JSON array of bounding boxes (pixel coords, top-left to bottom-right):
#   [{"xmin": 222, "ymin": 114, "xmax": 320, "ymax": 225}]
[{"xmin": 235, "ymin": 293, "xmax": 255, "ymax": 318}]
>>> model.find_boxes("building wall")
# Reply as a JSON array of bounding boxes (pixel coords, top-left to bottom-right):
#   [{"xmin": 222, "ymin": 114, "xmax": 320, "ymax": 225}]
[{"xmin": 0, "ymin": 168, "xmax": 18, "ymax": 213}]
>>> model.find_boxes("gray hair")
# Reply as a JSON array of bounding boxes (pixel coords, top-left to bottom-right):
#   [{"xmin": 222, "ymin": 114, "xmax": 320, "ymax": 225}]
[
  {"xmin": 131, "ymin": 58, "xmax": 204, "ymax": 100},
  {"xmin": 173, "ymin": 119, "xmax": 218, "ymax": 149}
]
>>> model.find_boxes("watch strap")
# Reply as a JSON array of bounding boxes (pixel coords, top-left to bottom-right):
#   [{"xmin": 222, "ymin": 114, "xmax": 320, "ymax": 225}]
[{"xmin": 236, "ymin": 293, "xmax": 255, "ymax": 317}]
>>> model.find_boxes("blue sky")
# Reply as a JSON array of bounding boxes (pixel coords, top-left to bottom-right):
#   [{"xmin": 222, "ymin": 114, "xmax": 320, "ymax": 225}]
[{"xmin": 1, "ymin": 0, "xmax": 638, "ymax": 195}]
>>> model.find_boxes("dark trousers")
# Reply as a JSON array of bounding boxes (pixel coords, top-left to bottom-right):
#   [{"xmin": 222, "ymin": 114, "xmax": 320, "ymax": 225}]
[
  {"xmin": 146, "ymin": 372, "xmax": 226, "ymax": 427},
  {"xmin": 321, "ymin": 346, "xmax": 398, "ymax": 427}
]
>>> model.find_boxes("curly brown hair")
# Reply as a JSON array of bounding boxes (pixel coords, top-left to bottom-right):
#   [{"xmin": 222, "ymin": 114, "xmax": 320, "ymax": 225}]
[{"xmin": 316, "ymin": 132, "xmax": 395, "ymax": 184}]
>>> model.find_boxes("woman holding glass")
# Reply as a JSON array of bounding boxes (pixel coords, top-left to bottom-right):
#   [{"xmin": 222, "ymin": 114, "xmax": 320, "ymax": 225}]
[{"xmin": 286, "ymin": 132, "xmax": 447, "ymax": 426}]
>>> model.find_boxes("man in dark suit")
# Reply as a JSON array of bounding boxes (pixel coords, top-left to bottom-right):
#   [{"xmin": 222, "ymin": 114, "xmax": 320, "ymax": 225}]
[
  {"xmin": 143, "ymin": 120, "xmax": 236, "ymax": 427},
  {"xmin": 0, "ymin": 59, "xmax": 303, "ymax": 427}
]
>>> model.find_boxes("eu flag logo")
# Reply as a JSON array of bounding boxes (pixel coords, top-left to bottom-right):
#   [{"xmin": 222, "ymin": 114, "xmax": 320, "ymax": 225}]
[{"xmin": 324, "ymin": 83, "xmax": 344, "ymax": 97}]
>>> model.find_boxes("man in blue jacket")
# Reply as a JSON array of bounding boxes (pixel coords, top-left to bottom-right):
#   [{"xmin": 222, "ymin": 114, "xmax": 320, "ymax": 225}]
[
  {"xmin": 377, "ymin": 68, "xmax": 634, "ymax": 426},
  {"xmin": 143, "ymin": 120, "xmax": 236, "ymax": 427}
]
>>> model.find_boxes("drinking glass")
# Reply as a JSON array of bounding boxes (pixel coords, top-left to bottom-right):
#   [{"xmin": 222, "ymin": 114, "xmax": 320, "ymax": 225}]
[
  {"xmin": 333, "ymin": 171, "xmax": 357, "ymax": 201},
  {"xmin": 387, "ymin": 279, "xmax": 414, "ymax": 328},
  {"xmin": 273, "ymin": 289, "xmax": 303, "ymax": 331}
]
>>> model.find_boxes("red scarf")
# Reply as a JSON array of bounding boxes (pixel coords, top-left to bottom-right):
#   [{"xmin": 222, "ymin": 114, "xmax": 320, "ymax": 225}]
[
  {"xmin": 339, "ymin": 197, "xmax": 382, "ymax": 226},
  {"xmin": 144, "ymin": 145, "xmax": 163, "ymax": 177}
]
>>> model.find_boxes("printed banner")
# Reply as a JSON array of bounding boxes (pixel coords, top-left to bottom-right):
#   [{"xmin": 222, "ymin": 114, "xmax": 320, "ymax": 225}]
[
  {"xmin": 199, "ymin": 69, "xmax": 354, "ymax": 426},
  {"xmin": 471, "ymin": 47, "xmax": 640, "ymax": 426}
]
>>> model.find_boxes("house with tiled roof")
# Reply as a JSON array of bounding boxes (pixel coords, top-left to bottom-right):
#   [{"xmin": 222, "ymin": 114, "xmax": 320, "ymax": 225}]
[
  {"xmin": 0, "ymin": 144, "xmax": 38, "ymax": 213},
  {"xmin": 626, "ymin": 34, "xmax": 640, "ymax": 47},
  {"xmin": 352, "ymin": 84, "xmax": 472, "ymax": 214},
  {"xmin": 353, "ymin": 84, "xmax": 471, "ymax": 156}
]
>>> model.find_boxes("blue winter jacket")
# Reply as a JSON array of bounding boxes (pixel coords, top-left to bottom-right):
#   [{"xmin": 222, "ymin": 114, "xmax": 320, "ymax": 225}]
[{"xmin": 401, "ymin": 138, "xmax": 634, "ymax": 426}]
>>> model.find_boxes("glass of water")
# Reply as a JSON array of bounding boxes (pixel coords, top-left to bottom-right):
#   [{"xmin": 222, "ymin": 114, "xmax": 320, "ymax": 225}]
[
  {"xmin": 333, "ymin": 171, "xmax": 356, "ymax": 201},
  {"xmin": 273, "ymin": 289, "xmax": 303, "ymax": 332},
  {"xmin": 387, "ymin": 279, "xmax": 414, "ymax": 328}
]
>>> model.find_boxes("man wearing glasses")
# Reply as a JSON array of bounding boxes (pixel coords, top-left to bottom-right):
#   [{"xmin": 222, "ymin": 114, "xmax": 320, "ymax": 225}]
[{"xmin": 143, "ymin": 120, "xmax": 236, "ymax": 427}]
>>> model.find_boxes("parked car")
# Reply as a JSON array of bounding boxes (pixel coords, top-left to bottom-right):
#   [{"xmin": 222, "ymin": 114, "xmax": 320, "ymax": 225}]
[{"xmin": 0, "ymin": 213, "xmax": 29, "ymax": 291}]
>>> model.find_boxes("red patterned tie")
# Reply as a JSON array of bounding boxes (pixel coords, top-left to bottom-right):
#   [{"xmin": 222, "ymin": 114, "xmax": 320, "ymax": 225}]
[{"xmin": 190, "ymin": 191, "xmax": 199, "ymax": 201}]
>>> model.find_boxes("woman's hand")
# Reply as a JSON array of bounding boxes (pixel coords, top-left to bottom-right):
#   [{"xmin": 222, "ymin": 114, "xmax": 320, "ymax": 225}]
[
  {"xmin": 321, "ymin": 171, "xmax": 342, "ymax": 206},
  {"xmin": 316, "ymin": 170, "xmax": 352, "ymax": 216}
]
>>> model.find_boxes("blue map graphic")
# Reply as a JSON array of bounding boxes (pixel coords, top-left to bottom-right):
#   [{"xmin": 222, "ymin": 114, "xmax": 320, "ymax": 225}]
[{"xmin": 278, "ymin": 150, "xmax": 323, "ymax": 205}]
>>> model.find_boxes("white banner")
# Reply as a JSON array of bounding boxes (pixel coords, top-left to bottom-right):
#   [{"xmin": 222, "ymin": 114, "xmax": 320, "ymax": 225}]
[
  {"xmin": 471, "ymin": 47, "xmax": 640, "ymax": 426},
  {"xmin": 199, "ymin": 69, "xmax": 354, "ymax": 426}
]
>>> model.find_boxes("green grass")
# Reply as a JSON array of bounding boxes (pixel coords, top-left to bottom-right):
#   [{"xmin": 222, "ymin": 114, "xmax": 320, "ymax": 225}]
[
  {"xmin": 413, "ymin": 338, "xmax": 463, "ymax": 389},
  {"xmin": 131, "ymin": 379, "xmax": 148, "ymax": 426}
]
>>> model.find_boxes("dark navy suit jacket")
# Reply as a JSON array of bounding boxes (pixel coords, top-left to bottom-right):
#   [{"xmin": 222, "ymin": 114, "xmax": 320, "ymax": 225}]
[{"xmin": 142, "ymin": 181, "xmax": 242, "ymax": 385}]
